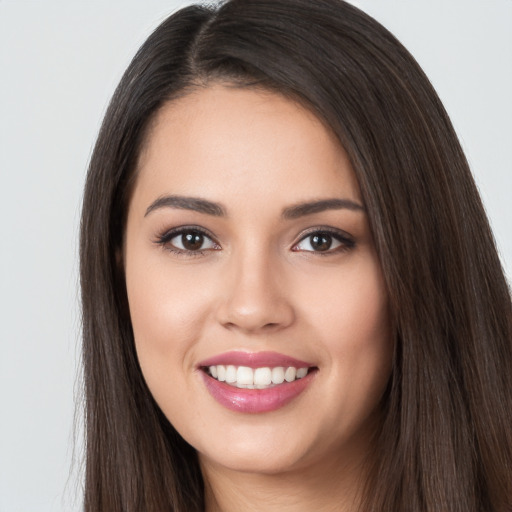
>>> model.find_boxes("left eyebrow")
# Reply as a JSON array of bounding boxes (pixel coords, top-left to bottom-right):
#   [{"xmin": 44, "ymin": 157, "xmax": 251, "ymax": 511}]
[{"xmin": 282, "ymin": 198, "xmax": 365, "ymax": 219}]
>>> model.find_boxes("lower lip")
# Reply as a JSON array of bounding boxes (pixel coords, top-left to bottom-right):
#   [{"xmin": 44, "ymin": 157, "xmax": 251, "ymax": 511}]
[{"xmin": 200, "ymin": 370, "xmax": 316, "ymax": 413}]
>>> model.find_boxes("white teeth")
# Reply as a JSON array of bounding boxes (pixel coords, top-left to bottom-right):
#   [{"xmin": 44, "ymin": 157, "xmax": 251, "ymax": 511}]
[
  {"xmin": 207, "ymin": 364, "xmax": 311, "ymax": 388},
  {"xmin": 254, "ymin": 367, "xmax": 272, "ymax": 386},
  {"xmin": 296, "ymin": 367, "xmax": 308, "ymax": 379},
  {"xmin": 284, "ymin": 367, "xmax": 297, "ymax": 382},
  {"xmin": 225, "ymin": 365, "xmax": 237, "ymax": 383},
  {"xmin": 236, "ymin": 366, "xmax": 253, "ymax": 385},
  {"xmin": 271, "ymin": 367, "xmax": 285, "ymax": 384},
  {"xmin": 217, "ymin": 365, "xmax": 226, "ymax": 382}
]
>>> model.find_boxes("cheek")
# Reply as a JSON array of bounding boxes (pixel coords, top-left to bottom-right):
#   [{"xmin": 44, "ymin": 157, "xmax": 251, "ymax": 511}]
[
  {"xmin": 300, "ymin": 255, "xmax": 389, "ymax": 344},
  {"xmin": 125, "ymin": 253, "xmax": 216, "ymax": 378},
  {"xmin": 124, "ymin": 256, "xmax": 221, "ymax": 431},
  {"xmin": 298, "ymin": 254, "xmax": 392, "ymax": 399}
]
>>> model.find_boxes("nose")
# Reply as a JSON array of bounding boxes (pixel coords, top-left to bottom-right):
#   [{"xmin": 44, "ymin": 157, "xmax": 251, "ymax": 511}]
[{"xmin": 216, "ymin": 249, "xmax": 295, "ymax": 334}]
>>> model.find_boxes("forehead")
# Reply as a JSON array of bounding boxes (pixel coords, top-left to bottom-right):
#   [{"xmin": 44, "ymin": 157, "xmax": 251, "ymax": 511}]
[{"xmin": 134, "ymin": 84, "xmax": 361, "ymax": 208}]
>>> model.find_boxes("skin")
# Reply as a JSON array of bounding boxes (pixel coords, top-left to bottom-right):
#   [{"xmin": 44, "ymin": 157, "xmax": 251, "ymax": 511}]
[{"xmin": 124, "ymin": 84, "xmax": 393, "ymax": 511}]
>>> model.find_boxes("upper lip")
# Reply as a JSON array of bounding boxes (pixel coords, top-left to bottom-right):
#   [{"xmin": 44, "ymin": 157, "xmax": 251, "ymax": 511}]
[{"xmin": 198, "ymin": 351, "xmax": 314, "ymax": 369}]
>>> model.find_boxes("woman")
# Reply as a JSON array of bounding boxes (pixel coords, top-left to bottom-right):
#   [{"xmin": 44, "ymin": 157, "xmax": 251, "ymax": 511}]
[{"xmin": 80, "ymin": 0, "xmax": 512, "ymax": 510}]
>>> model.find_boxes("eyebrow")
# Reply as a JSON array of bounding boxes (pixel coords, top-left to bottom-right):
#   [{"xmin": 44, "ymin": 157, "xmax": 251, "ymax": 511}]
[
  {"xmin": 145, "ymin": 195, "xmax": 226, "ymax": 217},
  {"xmin": 282, "ymin": 198, "xmax": 364, "ymax": 219},
  {"xmin": 144, "ymin": 195, "xmax": 364, "ymax": 219}
]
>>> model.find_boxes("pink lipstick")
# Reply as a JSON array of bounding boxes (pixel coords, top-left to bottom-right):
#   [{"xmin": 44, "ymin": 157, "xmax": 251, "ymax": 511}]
[{"xmin": 198, "ymin": 351, "xmax": 317, "ymax": 413}]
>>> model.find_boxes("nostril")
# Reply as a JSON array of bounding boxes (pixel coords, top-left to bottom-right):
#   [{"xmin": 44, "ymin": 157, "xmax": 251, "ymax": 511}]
[
  {"xmin": 221, "ymin": 320, "xmax": 284, "ymax": 333},
  {"xmin": 216, "ymin": 277, "xmax": 296, "ymax": 333}
]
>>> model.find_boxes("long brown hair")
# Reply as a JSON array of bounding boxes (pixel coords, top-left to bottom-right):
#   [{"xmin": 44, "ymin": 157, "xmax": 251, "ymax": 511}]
[{"xmin": 80, "ymin": 0, "xmax": 512, "ymax": 510}]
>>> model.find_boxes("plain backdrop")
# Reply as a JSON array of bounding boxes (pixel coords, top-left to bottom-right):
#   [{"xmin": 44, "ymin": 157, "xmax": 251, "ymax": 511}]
[{"xmin": 0, "ymin": 1, "xmax": 511, "ymax": 510}]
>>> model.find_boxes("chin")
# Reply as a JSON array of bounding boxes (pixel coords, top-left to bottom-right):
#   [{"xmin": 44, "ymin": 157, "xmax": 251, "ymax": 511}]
[
  {"xmin": 200, "ymin": 445, "xmax": 308, "ymax": 476},
  {"xmin": 192, "ymin": 421, "xmax": 315, "ymax": 475}
]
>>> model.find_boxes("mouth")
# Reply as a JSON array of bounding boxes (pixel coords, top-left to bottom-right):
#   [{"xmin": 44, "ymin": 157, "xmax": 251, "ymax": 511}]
[
  {"xmin": 202, "ymin": 364, "xmax": 314, "ymax": 389},
  {"xmin": 198, "ymin": 351, "xmax": 318, "ymax": 413}
]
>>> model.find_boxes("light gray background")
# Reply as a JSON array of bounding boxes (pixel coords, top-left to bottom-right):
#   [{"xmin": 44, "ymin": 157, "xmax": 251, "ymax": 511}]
[{"xmin": 1, "ymin": 1, "xmax": 510, "ymax": 510}]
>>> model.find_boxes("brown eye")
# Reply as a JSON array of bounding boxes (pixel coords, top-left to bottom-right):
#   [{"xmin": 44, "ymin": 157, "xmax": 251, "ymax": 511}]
[
  {"xmin": 310, "ymin": 234, "xmax": 332, "ymax": 251},
  {"xmin": 181, "ymin": 232, "xmax": 205, "ymax": 251},
  {"xmin": 293, "ymin": 229, "xmax": 355, "ymax": 254},
  {"xmin": 159, "ymin": 228, "xmax": 219, "ymax": 253}
]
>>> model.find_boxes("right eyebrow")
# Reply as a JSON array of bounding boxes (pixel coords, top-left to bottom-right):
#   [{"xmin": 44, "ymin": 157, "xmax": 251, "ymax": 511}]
[{"xmin": 144, "ymin": 195, "xmax": 226, "ymax": 217}]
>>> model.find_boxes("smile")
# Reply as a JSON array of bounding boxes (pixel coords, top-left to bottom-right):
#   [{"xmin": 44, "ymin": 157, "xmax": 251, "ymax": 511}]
[
  {"xmin": 198, "ymin": 351, "xmax": 318, "ymax": 413},
  {"xmin": 205, "ymin": 365, "xmax": 310, "ymax": 389}
]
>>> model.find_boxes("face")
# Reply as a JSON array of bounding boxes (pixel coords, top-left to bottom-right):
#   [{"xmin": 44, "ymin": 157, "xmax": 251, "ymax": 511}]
[{"xmin": 124, "ymin": 85, "xmax": 392, "ymax": 477}]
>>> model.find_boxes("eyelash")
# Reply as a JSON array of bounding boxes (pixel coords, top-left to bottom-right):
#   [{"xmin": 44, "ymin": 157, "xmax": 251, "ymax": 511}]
[
  {"xmin": 154, "ymin": 226, "xmax": 220, "ymax": 257},
  {"xmin": 154, "ymin": 226, "xmax": 355, "ymax": 257},
  {"xmin": 292, "ymin": 227, "xmax": 355, "ymax": 255}
]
